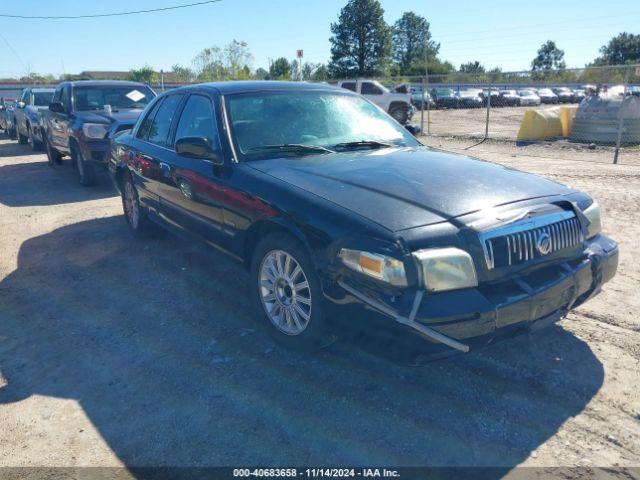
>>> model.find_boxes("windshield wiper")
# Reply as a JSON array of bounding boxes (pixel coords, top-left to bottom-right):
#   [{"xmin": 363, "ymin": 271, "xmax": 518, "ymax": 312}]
[
  {"xmin": 247, "ymin": 144, "xmax": 335, "ymax": 155},
  {"xmin": 333, "ymin": 140, "xmax": 395, "ymax": 150}
]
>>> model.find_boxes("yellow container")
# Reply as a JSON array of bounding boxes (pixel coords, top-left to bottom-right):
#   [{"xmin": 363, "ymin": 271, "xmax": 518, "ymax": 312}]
[
  {"xmin": 559, "ymin": 106, "xmax": 578, "ymax": 137},
  {"xmin": 517, "ymin": 108, "xmax": 563, "ymax": 141}
]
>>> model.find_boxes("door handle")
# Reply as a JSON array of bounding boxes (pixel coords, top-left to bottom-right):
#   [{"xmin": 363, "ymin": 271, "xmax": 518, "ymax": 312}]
[{"xmin": 159, "ymin": 162, "xmax": 171, "ymax": 177}]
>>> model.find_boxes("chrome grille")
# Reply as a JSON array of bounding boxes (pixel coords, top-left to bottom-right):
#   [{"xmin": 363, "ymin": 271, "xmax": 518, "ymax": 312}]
[{"xmin": 481, "ymin": 212, "xmax": 584, "ymax": 270}]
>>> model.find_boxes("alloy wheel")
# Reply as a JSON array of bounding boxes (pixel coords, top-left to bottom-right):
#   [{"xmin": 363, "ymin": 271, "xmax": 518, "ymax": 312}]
[
  {"xmin": 123, "ymin": 180, "xmax": 139, "ymax": 229},
  {"xmin": 259, "ymin": 249, "xmax": 312, "ymax": 335}
]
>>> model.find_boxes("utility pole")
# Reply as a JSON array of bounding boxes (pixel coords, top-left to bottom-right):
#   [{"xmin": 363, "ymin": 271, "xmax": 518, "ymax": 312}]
[{"xmin": 297, "ymin": 49, "xmax": 304, "ymax": 81}]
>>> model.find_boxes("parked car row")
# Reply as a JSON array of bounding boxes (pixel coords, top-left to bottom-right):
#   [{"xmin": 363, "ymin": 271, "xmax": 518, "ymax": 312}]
[
  {"xmin": 0, "ymin": 79, "xmax": 618, "ymax": 355},
  {"xmin": 0, "ymin": 80, "xmax": 157, "ymax": 186},
  {"xmin": 388, "ymin": 84, "xmax": 591, "ymax": 109}
]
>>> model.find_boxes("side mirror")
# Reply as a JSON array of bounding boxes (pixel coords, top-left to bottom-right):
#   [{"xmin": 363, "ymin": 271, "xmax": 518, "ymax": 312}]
[
  {"xmin": 175, "ymin": 137, "xmax": 223, "ymax": 165},
  {"xmin": 405, "ymin": 124, "xmax": 421, "ymax": 136},
  {"xmin": 49, "ymin": 102, "xmax": 65, "ymax": 113},
  {"xmin": 17, "ymin": 101, "xmax": 26, "ymax": 109}
]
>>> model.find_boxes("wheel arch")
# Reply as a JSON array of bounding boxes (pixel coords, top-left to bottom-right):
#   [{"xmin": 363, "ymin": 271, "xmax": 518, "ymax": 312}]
[{"xmin": 242, "ymin": 218, "xmax": 315, "ymax": 269}]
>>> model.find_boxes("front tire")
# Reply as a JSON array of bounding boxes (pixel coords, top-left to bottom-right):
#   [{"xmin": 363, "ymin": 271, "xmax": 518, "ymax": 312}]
[
  {"xmin": 71, "ymin": 145, "xmax": 96, "ymax": 186},
  {"xmin": 45, "ymin": 136, "xmax": 63, "ymax": 167},
  {"xmin": 251, "ymin": 233, "xmax": 330, "ymax": 349},
  {"xmin": 17, "ymin": 127, "xmax": 28, "ymax": 145},
  {"xmin": 28, "ymin": 126, "xmax": 42, "ymax": 151}
]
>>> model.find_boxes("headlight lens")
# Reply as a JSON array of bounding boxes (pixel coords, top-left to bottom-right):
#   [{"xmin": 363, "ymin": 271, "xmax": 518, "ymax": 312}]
[
  {"xmin": 339, "ymin": 249, "xmax": 407, "ymax": 287},
  {"xmin": 413, "ymin": 247, "xmax": 478, "ymax": 292},
  {"xmin": 583, "ymin": 201, "xmax": 602, "ymax": 239},
  {"xmin": 82, "ymin": 123, "xmax": 110, "ymax": 139}
]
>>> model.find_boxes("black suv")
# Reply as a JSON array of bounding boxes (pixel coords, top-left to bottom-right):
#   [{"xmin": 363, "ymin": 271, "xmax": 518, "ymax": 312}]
[
  {"xmin": 110, "ymin": 81, "xmax": 617, "ymax": 353},
  {"xmin": 43, "ymin": 80, "xmax": 155, "ymax": 185}
]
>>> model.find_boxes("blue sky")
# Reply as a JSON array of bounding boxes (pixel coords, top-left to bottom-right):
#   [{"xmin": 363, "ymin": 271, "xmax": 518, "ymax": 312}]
[{"xmin": 0, "ymin": 0, "xmax": 637, "ymax": 78}]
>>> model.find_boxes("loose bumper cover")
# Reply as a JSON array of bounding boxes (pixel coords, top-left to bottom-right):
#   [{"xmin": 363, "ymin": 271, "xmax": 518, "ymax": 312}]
[{"xmin": 337, "ymin": 234, "xmax": 618, "ymax": 353}]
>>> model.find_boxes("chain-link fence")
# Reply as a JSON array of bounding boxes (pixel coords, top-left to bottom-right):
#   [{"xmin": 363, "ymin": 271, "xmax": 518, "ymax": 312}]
[
  {"xmin": 3, "ymin": 65, "xmax": 639, "ymax": 163},
  {"xmin": 362, "ymin": 65, "xmax": 640, "ymax": 164}
]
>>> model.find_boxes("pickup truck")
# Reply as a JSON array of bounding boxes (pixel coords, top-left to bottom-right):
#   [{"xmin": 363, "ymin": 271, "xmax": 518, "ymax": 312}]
[
  {"xmin": 333, "ymin": 79, "xmax": 414, "ymax": 124},
  {"xmin": 43, "ymin": 80, "xmax": 156, "ymax": 186},
  {"xmin": 14, "ymin": 87, "xmax": 55, "ymax": 150}
]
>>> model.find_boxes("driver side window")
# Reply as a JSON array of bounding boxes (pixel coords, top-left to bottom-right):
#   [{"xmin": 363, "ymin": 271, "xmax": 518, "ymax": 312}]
[
  {"xmin": 174, "ymin": 95, "xmax": 219, "ymax": 149},
  {"xmin": 361, "ymin": 82, "xmax": 382, "ymax": 95}
]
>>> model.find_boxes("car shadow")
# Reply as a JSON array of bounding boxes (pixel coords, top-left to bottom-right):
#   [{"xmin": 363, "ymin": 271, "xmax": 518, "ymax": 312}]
[
  {"xmin": 0, "ymin": 216, "xmax": 604, "ymax": 469},
  {"xmin": 0, "ymin": 157, "xmax": 117, "ymax": 207},
  {"xmin": 0, "ymin": 138, "xmax": 40, "ymax": 158}
]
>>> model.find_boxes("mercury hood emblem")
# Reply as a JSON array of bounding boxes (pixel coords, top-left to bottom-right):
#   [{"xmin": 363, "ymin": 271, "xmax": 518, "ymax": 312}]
[{"xmin": 536, "ymin": 232, "xmax": 552, "ymax": 255}]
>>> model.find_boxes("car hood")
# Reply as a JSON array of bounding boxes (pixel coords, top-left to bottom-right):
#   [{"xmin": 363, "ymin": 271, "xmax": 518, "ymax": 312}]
[
  {"xmin": 76, "ymin": 109, "xmax": 144, "ymax": 125},
  {"xmin": 249, "ymin": 147, "xmax": 575, "ymax": 232}
]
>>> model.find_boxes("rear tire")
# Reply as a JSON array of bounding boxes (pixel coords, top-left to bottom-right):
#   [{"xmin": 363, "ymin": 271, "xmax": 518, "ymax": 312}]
[
  {"xmin": 389, "ymin": 107, "xmax": 409, "ymax": 125},
  {"xmin": 120, "ymin": 172, "xmax": 153, "ymax": 235},
  {"xmin": 71, "ymin": 144, "xmax": 96, "ymax": 186},
  {"xmin": 251, "ymin": 232, "xmax": 331, "ymax": 350}
]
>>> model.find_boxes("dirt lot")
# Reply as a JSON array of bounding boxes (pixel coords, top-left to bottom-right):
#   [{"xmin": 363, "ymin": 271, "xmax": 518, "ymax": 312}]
[
  {"xmin": 420, "ymin": 105, "xmax": 640, "ymax": 163},
  {"xmin": 0, "ymin": 135, "xmax": 639, "ymax": 472}
]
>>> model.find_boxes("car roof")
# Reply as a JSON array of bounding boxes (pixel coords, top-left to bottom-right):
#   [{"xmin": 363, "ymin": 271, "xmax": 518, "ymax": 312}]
[
  {"xmin": 168, "ymin": 80, "xmax": 344, "ymax": 95},
  {"xmin": 63, "ymin": 80, "xmax": 150, "ymax": 88},
  {"xmin": 31, "ymin": 88, "xmax": 55, "ymax": 92}
]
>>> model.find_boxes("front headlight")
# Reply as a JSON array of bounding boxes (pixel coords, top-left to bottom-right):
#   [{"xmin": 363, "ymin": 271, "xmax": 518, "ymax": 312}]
[
  {"xmin": 583, "ymin": 201, "xmax": 602, "ymax": 239},
  {"xmin": 82, "ymin": 123, "xmax": 110, "ymax": 139},
  {"xmin": 339, "ymin": 249, "xmax": 407, "ymax": 287},
  {"xmin": 413, "ymin": 247, "xmax": 478, "ymax": 292}
]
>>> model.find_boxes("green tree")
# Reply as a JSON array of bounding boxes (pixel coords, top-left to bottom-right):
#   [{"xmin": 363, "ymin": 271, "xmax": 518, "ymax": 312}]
[
  {"xmin": 192, "ymin": 46, "xmax": 226, "ymax": 80},
  {"xmin": 459, "ymin": 61, "xmax": 485, "ymax": 74},
  {"xmin": 531, "ymin": 40, "xmax": 566, "ymax": 72},
  {"xmin": 311, "ymin": 64, "xmax": 331, "ymax": 81},
  {"xmin": 254, "ymin": 67, "xmax": 269, "ymax": 80},
  {"xmin": 128, "ymin": 65, "xmax": 157, "ymax": 83},
  {"xmin": 392, "ymin": 12, "xmax": 438, "ymax": 75},
  {"xmin": 329, "ymin": 0, "xmax": 391, "ymax": 77},
  {"xmin": 269, "ymin": 57, "xmax": 291, "ymax": 80},
  {"xmin": 224, "ymin": 39, "xmax": 254, "ymax": 79},
  {"xmin": 171, "ymin": 64, "xmax": 195, "ymax": 82},
  {"xmin": 594, "ymin": 32, "xmax": 640, "ymax": 65}
]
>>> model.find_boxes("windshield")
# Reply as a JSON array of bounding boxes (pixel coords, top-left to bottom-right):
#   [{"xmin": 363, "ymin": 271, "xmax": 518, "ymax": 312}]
[
  {"xmin": 226, "ymin": 91, "xmax": 418, "ymax": 161},
  {"xmin": 459, "ymin": 90, "xmax": 479, "ymax": 97},
  {"xmin": 538, "ymin": 89, "xmax": 554, "ymax": 95},
  {"xmin": 502, "ymin": 90, "xmax": 516, "ymax": 95},
  {"xmin": 434, "ymin": 88, "xmax": 454, "ymax": 96},
  {"xmin": 518, "ymin": 90, "xmax": 535, "ymax": 96},
  {"xmin": 33, "ymin": 91, "xmax": 54, "ymax": 106},
  {"xmin": 72, "ymin": 86, "xmax": 155, "ymax": 111}
]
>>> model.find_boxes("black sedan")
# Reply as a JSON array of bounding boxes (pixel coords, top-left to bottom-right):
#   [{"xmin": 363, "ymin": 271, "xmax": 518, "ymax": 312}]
[
  {"xmin": 456, "ymin": 89, "xmax": 483, "ymax": 108},
  {"xmin": 109, "ymin": 81, "xmax": 618, "ymax": 354},
  {"xmin": 430, "ymin": 88, "xmax": 459, "ymax": 109},
  {"xmin": 552, "ymin": 87, "xmax": 574, "ymax": 103},
  {"xmin": 497, "ymin": 90, "xmax": 521, "ymax": 107}
]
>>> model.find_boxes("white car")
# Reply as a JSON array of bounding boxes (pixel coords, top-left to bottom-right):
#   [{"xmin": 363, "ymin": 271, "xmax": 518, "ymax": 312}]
[
  {"xmin": 518, "ymin": 89, "xmax": 541, "ymax": 106},
  {"xmin": 335, "ymin": 79, "xmax": 414, "ymax": 124}
]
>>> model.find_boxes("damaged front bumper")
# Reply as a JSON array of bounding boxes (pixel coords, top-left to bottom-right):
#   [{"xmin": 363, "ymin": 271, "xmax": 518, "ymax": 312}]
[{"xmin": 336, "ymin": 234, "xmax": 618, "ymax": 353}]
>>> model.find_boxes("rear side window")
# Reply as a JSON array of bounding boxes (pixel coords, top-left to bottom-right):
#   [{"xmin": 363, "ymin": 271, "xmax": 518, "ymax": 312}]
[
  {"xmin": 341, "ymin": 82, "xmax": 356, "ymax": 92},
  {"xmin": 175, "ymin": 95, "xmax": 219, "ymax": 148},
  {"xmin": 143, "ymin": 94, "xmax": 184, "ymax": 147},
  {"xmin": 137, "ymin": 100, "xmax": 162, "ymax": 140}
]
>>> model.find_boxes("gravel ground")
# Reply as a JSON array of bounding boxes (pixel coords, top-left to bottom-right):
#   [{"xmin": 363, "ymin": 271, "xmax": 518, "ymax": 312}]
[{"xmin": 0, "ymin": 135, "xmax": 639, "ymax": 472}]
